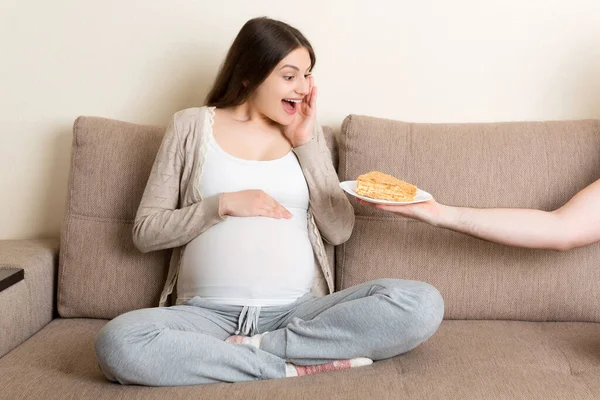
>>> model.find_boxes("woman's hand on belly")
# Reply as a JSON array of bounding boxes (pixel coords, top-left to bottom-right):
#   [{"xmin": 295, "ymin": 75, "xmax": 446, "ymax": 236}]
[{"xmin": 219, "ymin": 190, "xmax": 293, "ymax": 219}]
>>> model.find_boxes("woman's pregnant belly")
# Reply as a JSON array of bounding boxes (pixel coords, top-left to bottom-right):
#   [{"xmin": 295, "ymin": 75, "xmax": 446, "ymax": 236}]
[{"xmin": 178, "ymin": 210, "xmax": 315, "ymax": 306}]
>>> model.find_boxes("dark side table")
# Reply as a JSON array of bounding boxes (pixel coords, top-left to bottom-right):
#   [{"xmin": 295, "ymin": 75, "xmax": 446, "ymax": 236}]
[{"xmin": 0, "ymin": 268, "xmax": 24, "ymax": 292}]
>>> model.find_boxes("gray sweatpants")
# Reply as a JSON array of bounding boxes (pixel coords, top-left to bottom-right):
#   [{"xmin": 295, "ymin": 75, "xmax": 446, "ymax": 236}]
[{"xmin": 95, "ymin": 278, "xmax": 444, "ymax": 386}]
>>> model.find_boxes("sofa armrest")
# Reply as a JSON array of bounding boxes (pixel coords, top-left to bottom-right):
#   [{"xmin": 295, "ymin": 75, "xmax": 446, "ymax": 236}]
[{"xmin": 0, "ymin": 239, "xmax": 59, "ymax": 358}]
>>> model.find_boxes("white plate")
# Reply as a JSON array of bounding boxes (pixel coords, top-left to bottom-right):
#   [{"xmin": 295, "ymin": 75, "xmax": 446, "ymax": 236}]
[{"xmin": 340, "ymin": 180, "xmax": 433, "ymax": 205}]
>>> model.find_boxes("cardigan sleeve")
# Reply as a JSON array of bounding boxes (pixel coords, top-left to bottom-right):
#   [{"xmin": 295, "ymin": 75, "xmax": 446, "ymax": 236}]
[{"xmin": 132, "ymin": 113, "xmax": 226, "ymax": 253}]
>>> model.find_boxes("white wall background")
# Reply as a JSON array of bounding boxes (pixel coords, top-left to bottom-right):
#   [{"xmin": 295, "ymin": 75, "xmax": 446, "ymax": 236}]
[{"xmin": 1, "ymin": 0, "xmax": 600, "ymax": 240}]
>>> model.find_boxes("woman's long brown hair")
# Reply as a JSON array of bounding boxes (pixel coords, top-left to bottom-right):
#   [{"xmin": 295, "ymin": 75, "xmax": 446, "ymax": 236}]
[{"xmin": 205, "ymin": 17, "xmax": 316, "ymax": 108}]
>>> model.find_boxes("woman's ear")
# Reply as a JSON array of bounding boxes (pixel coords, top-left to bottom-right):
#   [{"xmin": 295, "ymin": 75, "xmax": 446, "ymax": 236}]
[{"xmin": 242, "ymin": 80, "xmax": 249, "ymax": 88}]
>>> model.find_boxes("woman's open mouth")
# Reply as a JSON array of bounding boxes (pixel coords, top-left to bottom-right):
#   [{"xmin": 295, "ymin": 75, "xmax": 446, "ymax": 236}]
[{"xmin": 282, "ymin": 98, "xmax": 301, "ymax": 115}]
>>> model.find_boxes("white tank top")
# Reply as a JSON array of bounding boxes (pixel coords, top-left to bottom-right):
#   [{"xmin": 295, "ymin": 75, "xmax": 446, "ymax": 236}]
[{"xmin": 176, "ymin": 131, "xmax": 315, "ymax": 306}]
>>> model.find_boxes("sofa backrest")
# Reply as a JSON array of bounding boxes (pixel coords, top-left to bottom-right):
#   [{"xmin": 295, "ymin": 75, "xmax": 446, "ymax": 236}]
[
  {"xmin": 337, "ymin": 115, "xmax": 600, "ymax": 322},
  {"xmin": 57, "ymin": 116, "xmax": 336, "ymax": 319}
]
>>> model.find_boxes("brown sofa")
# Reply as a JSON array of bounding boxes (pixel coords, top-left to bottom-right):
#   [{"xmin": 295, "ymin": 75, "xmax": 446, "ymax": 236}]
[{"xmin": 2, "ymin": 113, "xmax": 600, "ymax": 399}]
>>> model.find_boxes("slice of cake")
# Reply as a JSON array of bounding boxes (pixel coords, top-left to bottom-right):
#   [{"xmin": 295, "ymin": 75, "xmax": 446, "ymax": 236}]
[{"xmin": 355, "ymin": 171, "xmax": 417, "ymax": 202}]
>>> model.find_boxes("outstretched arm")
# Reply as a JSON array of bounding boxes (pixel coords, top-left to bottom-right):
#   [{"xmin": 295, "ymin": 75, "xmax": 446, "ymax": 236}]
[{"xmin": 359, "ymin": 178, "xmax": 600, "ymax": 251}]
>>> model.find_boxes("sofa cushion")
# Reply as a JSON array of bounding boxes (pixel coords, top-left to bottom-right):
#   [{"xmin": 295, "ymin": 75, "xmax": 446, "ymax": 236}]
[
  {"xmin": 58, "ymin": 116, "xmax": 338, "ymax": 319},
  {"xmin": 1, "ymin": 318, "xmax": 600, "ymax": 399},
  {"xmin": 338, "ymin": 115, "xmax": 600, "ymax": 321},
  {"xmin": 58, "ymin": 117, "xmax": 170, "ymax": 319}
]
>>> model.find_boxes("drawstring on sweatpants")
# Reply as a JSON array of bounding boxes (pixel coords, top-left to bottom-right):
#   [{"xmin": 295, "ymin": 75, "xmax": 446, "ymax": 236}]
[{"xmin": 235, "ymin": 306, "xmax": 262, "ymax": 336}]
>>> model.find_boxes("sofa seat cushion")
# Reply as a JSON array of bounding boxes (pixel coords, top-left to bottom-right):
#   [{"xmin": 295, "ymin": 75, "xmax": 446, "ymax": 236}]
[{"xmin": 1, "ymin": 318, "xmax": 600, "ymax": 399}]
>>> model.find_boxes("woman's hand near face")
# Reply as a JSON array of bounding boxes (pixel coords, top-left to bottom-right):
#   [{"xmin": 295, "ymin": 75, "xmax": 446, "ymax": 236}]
[
  {"xmin": 284, "ymin": 75, "xmax": 317, "ymax": 147},
  {"xmin": 219, "ymin": 190, "xmax": 293, "ymax": 219}
]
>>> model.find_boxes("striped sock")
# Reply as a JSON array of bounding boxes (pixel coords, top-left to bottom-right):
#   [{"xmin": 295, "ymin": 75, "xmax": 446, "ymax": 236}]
[
  {"xmin": 285, "ymin": 357, "xmax": 373, "ymax": 377},
  {"xmin": 225, "ymin": 332, "xmax": 267, "ymax": 349}
]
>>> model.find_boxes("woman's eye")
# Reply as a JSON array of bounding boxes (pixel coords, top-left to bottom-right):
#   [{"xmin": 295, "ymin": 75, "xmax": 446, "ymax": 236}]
[{"xmin": 284, "ymin": 76, "xmax": 294, "ymax": 81}]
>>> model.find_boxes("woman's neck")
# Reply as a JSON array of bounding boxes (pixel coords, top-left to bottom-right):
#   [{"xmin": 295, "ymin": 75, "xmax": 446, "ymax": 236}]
[{"xmin": 227, "ymin": 102, "xmax": 278, "ymax": 132}]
